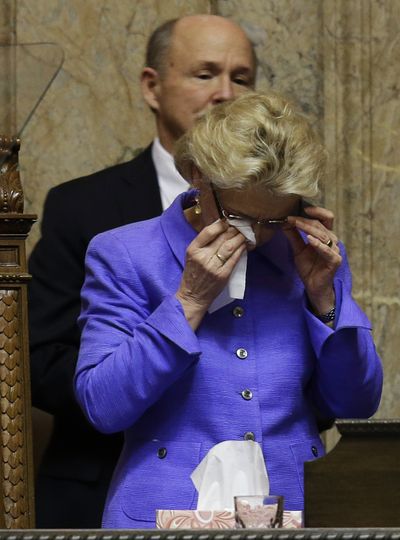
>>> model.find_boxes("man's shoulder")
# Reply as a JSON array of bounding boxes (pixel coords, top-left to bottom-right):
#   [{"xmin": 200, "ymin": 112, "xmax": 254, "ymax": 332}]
[
  {"xmin": 49, "ymin": 145, "xmax": 155, "ymax": 199},
  {"xmin": 39, "ymin": 144, "xmax": 163, "ymax": 238}
]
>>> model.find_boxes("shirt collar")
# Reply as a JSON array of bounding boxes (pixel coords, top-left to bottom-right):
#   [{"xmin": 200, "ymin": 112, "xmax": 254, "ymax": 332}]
[{"xmin": 152, "ymin": 137, "xmax": 189, "ymax": 210}]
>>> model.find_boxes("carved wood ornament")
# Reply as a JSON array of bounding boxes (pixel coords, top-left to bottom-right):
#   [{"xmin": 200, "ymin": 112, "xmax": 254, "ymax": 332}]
[
  {"xmin": 0, "ymin": 138, "xmax": 24, "ymax": 214},
  {"xmin": 0, "ymin": 136, "xmax": 36, "ymax": 528}
]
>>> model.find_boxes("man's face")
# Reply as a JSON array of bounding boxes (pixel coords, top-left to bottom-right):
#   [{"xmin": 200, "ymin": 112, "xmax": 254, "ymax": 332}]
[{"xmin": 142, "ymin": 17, "xmax": 256, "ymax": 153}]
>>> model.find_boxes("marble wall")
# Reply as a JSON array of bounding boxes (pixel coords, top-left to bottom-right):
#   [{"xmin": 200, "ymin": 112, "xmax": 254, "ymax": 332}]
[
  {"xmin": 321, "ymin": 0, "xmax": 400, "ymax": 419},
  {"xmin": 0, "ymin": 0, "xmax": 15, "ymax": 43},
  {"xmin": 0, "ymin": 0, "xmax": 15, "ymax": 133},
  {"xmin": 1, "ymin": 1, "xmax": 399, "ymax": 420},
  {"xmin": 216, "ymin": 0, "xmax": 324, "ymax": 129}
]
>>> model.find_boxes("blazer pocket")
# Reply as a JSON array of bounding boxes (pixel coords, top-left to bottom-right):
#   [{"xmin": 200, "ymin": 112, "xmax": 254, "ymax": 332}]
[
  {"xmin": 290, "ymin": 438, "xmax": 325, "ymax": 495},
  {"xmin": 121, "ymin": 439, "xmax": 202, "ymax": 522}
]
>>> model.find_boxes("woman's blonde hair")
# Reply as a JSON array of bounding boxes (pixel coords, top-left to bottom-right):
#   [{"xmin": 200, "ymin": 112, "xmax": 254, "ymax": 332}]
[{"xmin": 174, "ymin": 91, "xmax": 326, "ymax": 199}]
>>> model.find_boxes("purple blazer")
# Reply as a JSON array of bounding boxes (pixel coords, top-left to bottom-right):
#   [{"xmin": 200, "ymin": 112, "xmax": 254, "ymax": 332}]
[{"xmin": 75, "ymin": 190, "xmax": 383, "ymax": 529}]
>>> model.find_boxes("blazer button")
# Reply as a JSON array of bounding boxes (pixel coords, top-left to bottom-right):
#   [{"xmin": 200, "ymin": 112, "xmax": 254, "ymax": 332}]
[
  {"xmin": 241, "ymin": 389, "xmax": 253, "ymax": 401},
  {"xmin": 232, "ymin": 306, "xmax": 245, "ymax": 318},
  {"xmin": 311, "ymin": 445, "xmax": 318, "ymax": 457},
  {"xmin": 244, "ymin": 431, "xmax": 255, "ymax": 441},
  {"xmin": 236, "ymin": 348, "xmax": 248, "ymax": 359},
  {"xmin": 157, "ymin": 447, "xmax": 167, "ymax": 459}
]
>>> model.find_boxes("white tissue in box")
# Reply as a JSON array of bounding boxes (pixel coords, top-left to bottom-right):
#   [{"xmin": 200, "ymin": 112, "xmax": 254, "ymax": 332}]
[{"xmin": 191, "ymin": 440, "xmax": 269, "ymax": 511}]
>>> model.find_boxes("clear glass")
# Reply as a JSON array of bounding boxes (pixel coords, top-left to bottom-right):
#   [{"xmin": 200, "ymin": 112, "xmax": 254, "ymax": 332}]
[{"xmin": 234, "ymin": 494, "xmax": 284, "ymax": 529}]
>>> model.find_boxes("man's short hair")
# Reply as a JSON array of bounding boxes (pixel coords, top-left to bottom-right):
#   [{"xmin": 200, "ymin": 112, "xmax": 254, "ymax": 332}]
[{"xmin": 145, "ymin": 18, "xmax": 178, "ymax": 77}]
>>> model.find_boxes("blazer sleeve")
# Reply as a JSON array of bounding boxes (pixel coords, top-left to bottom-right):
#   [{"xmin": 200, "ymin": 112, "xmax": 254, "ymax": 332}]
[
  {"xmin": 28, "ymin": 186, "xmax": 87, "ymax": 419},
  {"xmin": 75, "ymin": 231, "xmax": 202, "ymax": 434},
  {"xmin": 304, "ymin": 243, "xmax": 383, "ymax": 418}
]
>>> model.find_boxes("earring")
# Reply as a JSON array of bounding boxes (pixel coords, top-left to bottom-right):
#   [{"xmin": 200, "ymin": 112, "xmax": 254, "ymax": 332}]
[{"xmin": 194, "ymin": 196, "xmax": 202, "ymax": 215}]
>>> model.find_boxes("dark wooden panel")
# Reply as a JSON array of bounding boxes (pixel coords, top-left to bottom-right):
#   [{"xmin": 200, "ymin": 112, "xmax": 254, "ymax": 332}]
[
  {"xmin": 304, "ymin": 419, "xmax": 400, "ymax": 527},
  {"xmin": 0, "ymin": 246, "xmax": 19, "ymax": 266}
]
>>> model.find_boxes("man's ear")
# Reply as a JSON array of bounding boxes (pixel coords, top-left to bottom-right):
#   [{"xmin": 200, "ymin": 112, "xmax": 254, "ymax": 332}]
[{"xmin": 141, "ymin": 67, "xmax": 161, "ymax": 112}]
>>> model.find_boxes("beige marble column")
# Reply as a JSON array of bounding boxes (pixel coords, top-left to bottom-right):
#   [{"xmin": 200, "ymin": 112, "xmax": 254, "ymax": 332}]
[
  {"xmin": 215, "ymin": 0, "xmax": 324, "ymax": 129},
  {"xmin": 0, "ymin": 0, "xmax": 15, "ymax": 44},
  {"xmin": 0, "ymin": 0, "xmax": 16, "ymax": 134},
  {"xmin": 322, "ymin": 0, "xmax": 400, "ymax": 419}
]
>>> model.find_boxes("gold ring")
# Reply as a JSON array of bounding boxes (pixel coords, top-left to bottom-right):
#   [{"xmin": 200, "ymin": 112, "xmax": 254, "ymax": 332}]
[
  {"xmin": 216, "ymin": 252, "xmax": 227, "ymax": 265},
  {"xmin": 326, "ymin": 239, "xmax": 333, "ymax": 248}
]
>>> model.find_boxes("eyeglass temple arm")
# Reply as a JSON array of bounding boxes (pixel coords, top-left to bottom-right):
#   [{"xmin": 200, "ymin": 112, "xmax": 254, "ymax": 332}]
[{"xmin": 210, "ymin": 183, "xmax": 225, "ymax": 220}]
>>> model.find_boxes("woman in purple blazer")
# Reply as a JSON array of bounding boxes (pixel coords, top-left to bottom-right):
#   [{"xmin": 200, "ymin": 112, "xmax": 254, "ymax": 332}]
[{"xmin": 75, "ymin": 92, "xmax": 383, "ymax": 529}]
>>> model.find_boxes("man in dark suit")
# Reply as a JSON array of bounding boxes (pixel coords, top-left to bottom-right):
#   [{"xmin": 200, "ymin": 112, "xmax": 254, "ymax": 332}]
[{"xmin": 28, "ymin": 14, "xmax": 256, "ymax": 528}]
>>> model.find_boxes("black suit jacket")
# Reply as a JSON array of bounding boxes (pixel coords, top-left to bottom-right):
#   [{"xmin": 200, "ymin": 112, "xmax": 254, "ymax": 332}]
[{"xmin": 28, "ymin": 146, "xmax": 163, "ymax": 527}]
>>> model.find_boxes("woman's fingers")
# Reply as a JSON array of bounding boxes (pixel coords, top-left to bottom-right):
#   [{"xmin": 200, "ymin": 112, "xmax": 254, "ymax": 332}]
[
  {"xmin": 214, "ymin": 239, "xmax": 246, "ymax": 277},
  {"xmin": 192, "ymin": 219, "xmax": 229, "ymax": 248},
  {"xmin": 282, "ymin": 225, "xmax": 307, "ymax": 256},
  {"xmin": 284, "ymin": 219, "xmax": 340, "ymax": 265},
  {"xmin": 303, "ymin": 205, "xmax": 334, "ymax": 231},
  {"xmin": 213, "ymin": 241, "xmax": 247, "ymax": 274},
  {"xmin": 306, "ymin": 234, "xmax": 342, "ymax": 266},
  {"xmin": 212, "ymin": 228, "xmax": 247, "ymax": 266},
  {"xmin": 183, "ymin": 222, "xmax": 247, "ymax": 287},
  {"xmin": 287, "ymin": 216, "xmax": 338, "ymax": 247},
  {"xmin": 188, "ymin": 220, "xmax": 247, "ymax": 266}
]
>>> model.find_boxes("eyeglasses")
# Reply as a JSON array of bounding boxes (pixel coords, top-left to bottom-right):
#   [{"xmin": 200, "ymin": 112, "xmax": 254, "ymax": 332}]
[{"xmin": 211, "ymin": 184, "xmax": 291, "ymax": 229}]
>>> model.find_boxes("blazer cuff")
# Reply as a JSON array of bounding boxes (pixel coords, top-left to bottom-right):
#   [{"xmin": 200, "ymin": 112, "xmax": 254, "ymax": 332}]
[
  {"xmin": 304, "ymin": 278, "xmax": 372, "ymax": 358},
  {"xmin": 146, "ymin": 294, "xmax": 201, "ymax": 356}
]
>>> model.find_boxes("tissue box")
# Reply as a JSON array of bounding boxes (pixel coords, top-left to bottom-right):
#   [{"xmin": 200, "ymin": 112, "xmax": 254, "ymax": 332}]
[
  {"xmin": 156, "ymin": 509, "xmax": 302, "ymax": 529},
  {"xmin": 156, "ymin": 510, "xmax": 235, "ymax": 529}
]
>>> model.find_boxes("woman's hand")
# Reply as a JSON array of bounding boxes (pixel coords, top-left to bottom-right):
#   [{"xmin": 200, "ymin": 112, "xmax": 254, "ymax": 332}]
[
  {"xmin": 176, "ymin": 219, "xmax": 247, "ymax": 330},
  {"xmin": 302, "ymin": 204, "xmax": 334, "ymax": 231},
  {"xmin": 284, "ymin": 207, "xmax": 342, "ymax": 317}
]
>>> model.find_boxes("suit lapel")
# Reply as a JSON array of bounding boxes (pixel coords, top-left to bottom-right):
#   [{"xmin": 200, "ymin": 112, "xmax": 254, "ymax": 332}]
[{"xmin": 115, "ymin": 144, "xmax": 163, "ymax": 225}]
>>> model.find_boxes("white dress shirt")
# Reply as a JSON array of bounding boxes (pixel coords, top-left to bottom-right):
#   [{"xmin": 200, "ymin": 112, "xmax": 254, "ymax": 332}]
[{"xmin": 151, "ymin": 137, "xmax": 189, "ymax": 210}]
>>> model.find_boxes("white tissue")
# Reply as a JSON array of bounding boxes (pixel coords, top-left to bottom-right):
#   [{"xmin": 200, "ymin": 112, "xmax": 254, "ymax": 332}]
[
  {"xmin": 208, "ymin": 219, "xmax": 256, "ymax": 313},
  {"xmin": 190, "ymin": 440, "xmax": 269, "ymax": 511}
]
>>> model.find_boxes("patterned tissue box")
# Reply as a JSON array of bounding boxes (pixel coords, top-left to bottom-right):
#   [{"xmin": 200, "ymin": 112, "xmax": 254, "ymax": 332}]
[{"xmin": 156, "ymin": 509, "xmax": 302, "ymax": 529}]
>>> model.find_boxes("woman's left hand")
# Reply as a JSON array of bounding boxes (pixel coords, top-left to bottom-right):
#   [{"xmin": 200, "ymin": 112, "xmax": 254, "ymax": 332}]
[{"xmin": 283, "ymin": 210, "xmax": 342, "ymax": 315}]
